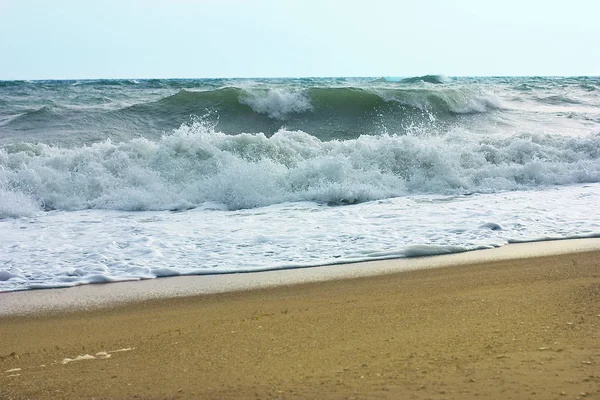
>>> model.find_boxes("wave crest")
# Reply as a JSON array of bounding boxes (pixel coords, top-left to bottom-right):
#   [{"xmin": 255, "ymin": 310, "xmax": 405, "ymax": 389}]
[
  {"xmin": 239, "ymin": 89, "xmax": 313, "ymax": 119},
  {"xmin": 123, "ymin": 85, "xmax": 501, "ymax": 122},
  {"xmin": 400, "ymin": 75, "xmax": 452, "ymax": 84},
  {"xmin": 1, "ymin": 120, "xmax": 600, "ymax": 217}
]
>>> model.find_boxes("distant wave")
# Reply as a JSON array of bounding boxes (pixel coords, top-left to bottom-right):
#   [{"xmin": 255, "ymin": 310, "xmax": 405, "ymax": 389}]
[
  {"xmin": 373, "ymin": 75, "xmax": 451, "ymax": 84},
  {"xmin": 0, "ymin": 113, "xmax": 26, "ymax": 127},
  {"xmin": 9, "ymin": 106, "xmax": 60, "ymax": 124},
  {"xmin": 538, "ymin": 94, "xmax": 583, "ymax": 105},
  {"xmin": 400, "ymin": 75, "xmax": 452, "ymax": 84}
]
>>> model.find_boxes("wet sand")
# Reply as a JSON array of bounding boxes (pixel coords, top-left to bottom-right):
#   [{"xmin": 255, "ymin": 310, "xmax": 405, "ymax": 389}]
[
  {"xmin": 1, "ymin": 245, "xmax": 600, "ymax": 399},
  {"xmin": 3, "ymin": 238, "xmax": 600, "ymax": 317}
]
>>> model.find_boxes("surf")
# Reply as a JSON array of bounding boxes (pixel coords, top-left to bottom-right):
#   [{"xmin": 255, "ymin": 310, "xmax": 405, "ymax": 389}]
[{"xmin": 2, "ymin": 118, "xmax": 600, "ymax": 218}]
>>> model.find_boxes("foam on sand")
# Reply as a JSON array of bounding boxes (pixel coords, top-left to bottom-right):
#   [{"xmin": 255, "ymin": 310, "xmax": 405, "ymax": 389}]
[
  {"xmin": 61, "ymin": 354, "xmax": 107, "ymax": 364},
  {"xmin": 1, "ymin": 238, "xmax": 599, "ymax": 316},
  {"xmin": 1, "ymin": 182, "xmax": 599, "ymax": 293}
]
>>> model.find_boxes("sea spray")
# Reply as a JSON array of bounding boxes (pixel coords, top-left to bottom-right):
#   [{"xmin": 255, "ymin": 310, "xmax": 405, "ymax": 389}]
[
  {"xmin": 1, "ymin": 120, "xmax": 600, "ymax": 216},
  {"xmin": 238, "ymin": 88, "xmax": 313, "ymax": 119}
]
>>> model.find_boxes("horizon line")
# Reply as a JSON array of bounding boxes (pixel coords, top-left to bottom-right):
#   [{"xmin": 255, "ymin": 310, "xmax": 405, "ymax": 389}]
[{"xmin": 1, "ymin": 74, "xmax": 600, "ymax": 82}]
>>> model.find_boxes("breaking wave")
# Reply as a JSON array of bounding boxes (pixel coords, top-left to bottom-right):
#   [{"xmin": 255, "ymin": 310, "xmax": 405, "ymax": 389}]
[
  {"xmin": 1, "ymin": 120, "xmax": 599, "ymax": 218},
  {"xmin": 2, "ymin": 84, "xmax": 502, "ymax": 144}
]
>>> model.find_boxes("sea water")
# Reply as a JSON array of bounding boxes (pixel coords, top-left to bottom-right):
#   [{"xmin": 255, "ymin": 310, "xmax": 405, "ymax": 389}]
[{"xmin": 1, "ymin": 76, "xmax": 599, "ymax": 291}]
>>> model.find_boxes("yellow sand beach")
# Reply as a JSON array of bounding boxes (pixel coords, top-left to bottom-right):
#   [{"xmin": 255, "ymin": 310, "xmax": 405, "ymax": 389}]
[{"xmin": 1, "ymin": 243, "xmax": 599, "ymax": 399}]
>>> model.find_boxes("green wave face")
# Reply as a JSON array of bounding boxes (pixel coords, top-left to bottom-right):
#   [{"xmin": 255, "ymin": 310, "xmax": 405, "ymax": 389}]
[{"xmin": 0, "ymin": 76, "xmax": 598, "ymax": 146}]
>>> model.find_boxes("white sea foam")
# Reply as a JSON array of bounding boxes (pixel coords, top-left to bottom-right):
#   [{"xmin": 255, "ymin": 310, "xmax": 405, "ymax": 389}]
[
  {"xmin": 1, "ymin": 122, "xmax": 599, "ymax": 216},
  {"xmin": 403, "ymin": 245, "xmax": 468, "ymax": 257},
  {"xmin": 62, "ymin": 354, "xmax": 96, "ymax": 364},
  {"xmin": 61, "ymin": 352, "xmax": 110, "ymax": 364},
  {"xmin": 108, "ymin": 348, "xmax": 134, "ymax": 353},
  {"xmin": 0, "ymin": 187, "xmax": 39, "ymax": 219},
  {"xmin": 238, "ymin": 89, "xmax": 312, "ymax": 119},
  {"xmin": 1, "ymin": 183, "xmax": 599, "ymax": 292}
]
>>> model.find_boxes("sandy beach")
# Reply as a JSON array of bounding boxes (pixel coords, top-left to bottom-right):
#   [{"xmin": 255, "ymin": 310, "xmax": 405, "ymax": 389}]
[{"xmin": 1, "ymin": 244, "xmax": 600, "ymax": 399}]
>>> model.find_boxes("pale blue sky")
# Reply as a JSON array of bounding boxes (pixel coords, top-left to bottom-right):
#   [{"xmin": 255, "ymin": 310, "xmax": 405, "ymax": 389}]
[{"xmin": 1, "ymin": 0, "xmax": 598, "ymax": 79}]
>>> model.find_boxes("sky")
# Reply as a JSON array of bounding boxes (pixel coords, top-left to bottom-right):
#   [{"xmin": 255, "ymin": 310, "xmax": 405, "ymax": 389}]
[{"xmin": 1, "ymin": 0, "xmax": 599, "ymax": 79}]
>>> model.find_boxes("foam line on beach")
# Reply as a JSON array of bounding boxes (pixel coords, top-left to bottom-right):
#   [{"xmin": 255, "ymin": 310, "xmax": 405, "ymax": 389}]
[{"xmin": 1, "ymin": 238, "xmax": 599, "ymax": 317}]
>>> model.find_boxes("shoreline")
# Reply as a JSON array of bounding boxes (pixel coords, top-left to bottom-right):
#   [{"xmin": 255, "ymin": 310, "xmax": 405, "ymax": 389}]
[
  {"xmin": 2, "ymin": 238, "xmax": 600, "ymax": 317},
  {"xmin": 1, "ymin": 244, "xmax": 599, "ymax": 399}
]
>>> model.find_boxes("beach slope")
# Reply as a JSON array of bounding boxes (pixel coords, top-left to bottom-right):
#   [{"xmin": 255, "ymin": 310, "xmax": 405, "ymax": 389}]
[{"xmin": 1, "ymin": 250, "xmax": 599, "ymax": 399}]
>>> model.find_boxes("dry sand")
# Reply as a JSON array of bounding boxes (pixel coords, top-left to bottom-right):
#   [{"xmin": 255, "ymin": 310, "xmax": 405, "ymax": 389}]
[{"xmin": 1, "ymin": 248, "xmax": 600, "ymax": 399}]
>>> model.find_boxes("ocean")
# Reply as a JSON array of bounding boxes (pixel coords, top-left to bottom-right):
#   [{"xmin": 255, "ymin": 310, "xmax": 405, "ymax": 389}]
[{"xmin": 1, "ymin": 76, "xmax": 599, "ymax": 291}]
